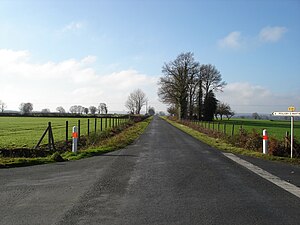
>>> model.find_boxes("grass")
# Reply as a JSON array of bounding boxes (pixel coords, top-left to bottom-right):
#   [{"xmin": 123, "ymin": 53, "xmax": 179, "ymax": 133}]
[
  {"xmin": 0, "ymin": 117, "xmax": 152, "ymax": 168},
  {"xmin": 191, "ymin": 119, "xmax": 300, "ymax": 141},
  {"xmin": 165, "ymin": 118, "xmax": 300, "ymax": 165},
  {"xmin": 0, "ymin": 116, "xmax": 126, "ymax": 149}
]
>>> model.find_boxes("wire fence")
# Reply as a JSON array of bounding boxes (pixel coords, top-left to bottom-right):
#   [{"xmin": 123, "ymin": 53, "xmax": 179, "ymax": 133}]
[{"xmin": 0, "ymin": 115, "xmax": 130, "ymax": 150}]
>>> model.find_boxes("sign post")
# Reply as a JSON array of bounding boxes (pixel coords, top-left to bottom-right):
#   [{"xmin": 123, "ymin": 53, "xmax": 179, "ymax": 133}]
[
  {"xmin": 291, "ymin": 115, "xmax": 294, "ymax": 158},
  {"xmin": 272, "ymin": 106, "xmax": 300, "ymax": 158}
]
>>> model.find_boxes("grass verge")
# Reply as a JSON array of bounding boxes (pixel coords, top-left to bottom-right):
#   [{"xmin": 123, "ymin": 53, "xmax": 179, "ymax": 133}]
[
  {"xmin": 0, "ymin": 117, "xmax": 152, "ymax": 168},
  {"xmin": 164, "ymin": 117, "xmax": 300, "ymax": 165}
]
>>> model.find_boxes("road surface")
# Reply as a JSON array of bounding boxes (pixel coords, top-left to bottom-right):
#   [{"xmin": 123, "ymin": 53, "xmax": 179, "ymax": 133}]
[{"xmin": 0, "ymin": 116, "xmax": 299, "ymax": 225}]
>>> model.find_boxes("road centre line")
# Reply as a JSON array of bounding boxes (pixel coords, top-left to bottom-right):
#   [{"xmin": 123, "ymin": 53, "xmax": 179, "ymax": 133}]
[{"xmin": 223, "ymin": 153, "xmax": 300, "ymax": 199}]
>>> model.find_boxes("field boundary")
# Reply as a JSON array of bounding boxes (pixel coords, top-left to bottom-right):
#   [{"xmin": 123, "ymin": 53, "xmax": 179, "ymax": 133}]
[
  {"xmin": 0, "ymin": 115, "xmax": 132, "ymax": 151},
  {"xmin": 0, "ymin": 116, "xmax": 152, "ymax": 168},
  {"xmin": 163, "ymin": 117, "xmax": 300, "ymax": 165}
]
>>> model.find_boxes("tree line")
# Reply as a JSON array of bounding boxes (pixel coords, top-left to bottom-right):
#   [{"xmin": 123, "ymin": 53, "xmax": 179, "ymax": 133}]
[
  {"xmin": 1, "ymin": 88, "xmax": 152, "ymax": 115},
  {"xmin": 158, "ymin": 52, "xmax": 233, "ymax": 121},
  {"xmin": 0, "ymin": 102, "xmax": 109, "ymax": 115}
]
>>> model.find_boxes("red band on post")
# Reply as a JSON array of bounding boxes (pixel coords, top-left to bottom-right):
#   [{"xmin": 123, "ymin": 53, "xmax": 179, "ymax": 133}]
[
  {"xmin": 263, "ymin": 135, "xmax": 268, "ymax": 140},
  {"xmin": 72, "ymin": 132, "xmax": 78, "ymax": 138}
]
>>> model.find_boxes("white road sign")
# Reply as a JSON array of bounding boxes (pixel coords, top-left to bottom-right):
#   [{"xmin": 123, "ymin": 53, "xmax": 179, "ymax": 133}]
[
  {"xmin": 272, "ymin": 109, "xmax": 300, "ymax": 159},
  {"xmin": 272, "ymin": 112, "xmax": 300, "ymax": 116}
]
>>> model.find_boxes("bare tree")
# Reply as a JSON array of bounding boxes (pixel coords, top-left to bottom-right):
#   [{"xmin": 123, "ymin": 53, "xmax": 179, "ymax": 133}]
[
  {"xmin": 89, "ymin": 106, "xmax": 97, "ymax": 115},
  {"xmin": 56, "ymin": 106, "xmax": 66, "ymax": 114},
  {"xmin": 69, "ymin": 105, "xmax": 77, "ymax": 114},
  {"xmin": 216, "ymin": 102, "xmax": 234, "ymax": 120},
  {"xmin": 158, "ymin": 52, "xmax": 200, "ymax": 120},
  {"xmin": 0, "ymin": 100, "xmax": 7, "ymax": 113},
  {"xmin": 98, "ymin": 103, "xmax": 108, "ymax": 114},
  {"xmin": 125, "ymin": 98, "xmax": 135, "ymax": 114},
  {"xmin": 225, "ymin": 111, "xmax": 235, "ymax": 120},
  {"xmin": 19, "ymin": 102, "xmax": 33, "ymax": 114},
  {"xmin": 77, "ymin": 105, "xmax": 85, "ymax": 114},
  {"xmin": 125, "ymin": 89, "xmax": 147, "ymax": 114},
  {"xmin": 69, "ymin": 105, "xmax": 85, "ymax": 114},
  {"xmin": 200, "ymin": 64, "xmax": 226, "ymax": 99}
]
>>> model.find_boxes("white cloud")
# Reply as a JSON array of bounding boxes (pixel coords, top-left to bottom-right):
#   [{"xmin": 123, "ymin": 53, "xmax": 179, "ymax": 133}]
[
  {"xmin": 218, "ymin": 31, "xmax": 242, "ymax": 49},
  {"xmin": 62, "ymin": 21, "xmax": 84, "ymax": 32},
  {"xmin": 218, "ymin": 26, "xmax": 287, "ymax": 50},
  {"xmin": 0, "ymin": 49, "xmax": 29, "ymax": 64},
  {"xmin": 259, "ymin": 26, "xmax": 287, "ymax": 43},
  {"xmin": 216, "ymin": 82, "xmax": 299, "ymax": 114},
  {"xmin": 0, "ymin": 49, "xmax": 164, "ymax": 113}
]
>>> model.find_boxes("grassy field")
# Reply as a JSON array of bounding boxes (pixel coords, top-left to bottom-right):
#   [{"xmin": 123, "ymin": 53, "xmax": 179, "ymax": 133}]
[
  {"xmin": 166, "ymin": 118, "xmax": 300, "ymax": 164},
  {"xmin": 0, "ymin": 116, "xmax": 152, "ymax": 168},
  {"xmin": 0, "ymin": 117, "xmax": 127, "ymax": 149},
  {"xmin": 192, "ymin": 119, "xmax": 300, "ymax": 141}
]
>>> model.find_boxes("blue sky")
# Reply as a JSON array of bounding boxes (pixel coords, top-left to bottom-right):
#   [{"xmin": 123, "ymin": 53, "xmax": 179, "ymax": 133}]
[{"xmin": 0, "ymin": 0, "xmax": 299, "ymax": 113}]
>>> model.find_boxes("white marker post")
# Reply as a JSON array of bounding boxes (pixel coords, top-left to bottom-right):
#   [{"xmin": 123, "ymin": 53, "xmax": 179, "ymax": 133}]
[
  {"xmin": 262, "ymin": 129, "xmax": 268, "ymax": 154},
  {"xmin": 272, "ymin": 107, "xmax": 300, "ymax": 158},
  {"xmin": 72, "ymin": 126, "xmax": 78, "ymax": 153}
]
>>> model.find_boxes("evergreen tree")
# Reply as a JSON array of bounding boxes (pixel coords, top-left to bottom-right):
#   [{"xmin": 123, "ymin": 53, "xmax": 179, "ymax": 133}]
[{"xmin": 203, "ymin": 90, "xmax": 218, "ymax": 121}]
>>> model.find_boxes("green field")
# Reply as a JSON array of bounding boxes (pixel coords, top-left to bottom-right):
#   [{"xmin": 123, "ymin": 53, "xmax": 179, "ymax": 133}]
[
  {"xmin": 193, "ymin": 119, "xmax": 300, "ymax": 141},
  {"xmin": 0, "ymin": 117, "xmax": 127, "ymax": 149}
]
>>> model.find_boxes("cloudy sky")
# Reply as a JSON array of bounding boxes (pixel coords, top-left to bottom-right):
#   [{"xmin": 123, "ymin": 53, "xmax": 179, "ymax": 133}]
[{"xmin": 0, "ymin": 0, "xmax": 299, "ymax": 114}]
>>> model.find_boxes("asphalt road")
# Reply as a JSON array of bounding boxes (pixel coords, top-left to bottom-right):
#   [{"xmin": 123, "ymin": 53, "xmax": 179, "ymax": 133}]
[{"xmin": 0, "ymin": 116, "xmax": 299, "ymax": 225}]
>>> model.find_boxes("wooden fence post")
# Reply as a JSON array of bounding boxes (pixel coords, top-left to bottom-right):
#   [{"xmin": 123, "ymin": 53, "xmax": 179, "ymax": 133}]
[
  {"xmin": 87, "ymin": 119, "xmax": 90, "ymax": 136},
  {"xmin": 66, "ymin": 121, "xmax": 68, "ymax": 144},
  {"xmin": 94, "ymin": 118, "xmax": 97, "ymax": 133},
  {"xmin": 101, "ymin": 117, "xmax": 103, "ymax": 131},
  {"xmin": 78, "ymin": 120, "xmax": 80, "ymax": 141},
  {"xmin": 35, "ymin": 122, "xmax": 55, "ymax": 151},
  {"xmin": 47, "ymin": 122, "xmax": 55, "ymax": 151},
  {"xmin": 231, "ymin": 124, "xmax": 235, "ymax": 137}
]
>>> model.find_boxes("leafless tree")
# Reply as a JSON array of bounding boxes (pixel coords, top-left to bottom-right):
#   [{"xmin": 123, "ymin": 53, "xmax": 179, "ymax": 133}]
[
  {"xmin": 215, "ymin": 102, "xmax": 234, "ymax": 120},
  {"xmin": 125, "ymin": 98, "xmax": 135, "ymax": 114},
  {"xmin": 56, "ymin": 106, "xmax": 66, "ymax": 113},
  {"xmin": 98, "ymin": 103, "xmax": 108, "ymax": 114},
  {"xmin": 78, "ymin": 106, "xmax": 85, "ymax": 114},
  {"xmin": 69, "ymin": 105, "xmax": 77, "ymax": 114},
  {"xmin": 158, "ymin": 52, "xmax": 200, "ymax": 119},
  {"xmin": 0, "ymin": 100, "xmax": 7, "ymax": 113},
  {"xmin": 89, "ymin": 106, "xmax": 97, "ymax": 115},
  {"xmin": 125, "ymin": 89, "xmax": 147, "ymax": 114},
  {"xmin": 69, "ymin": 105, "xmax": 84, "ymax": 114},
  {"xmin": 19, "ymin": 102, "xmax": 33, "ymax": 114},
  {"xmin": 200, "ymin": 64, "xmax": 226, "ymax": 99}
]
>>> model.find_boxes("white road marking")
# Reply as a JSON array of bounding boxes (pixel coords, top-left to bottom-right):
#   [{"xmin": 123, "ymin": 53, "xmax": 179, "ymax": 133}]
[{"xmin": 223, "ymin": 153, "xmax": 300, "ymax": 199}]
